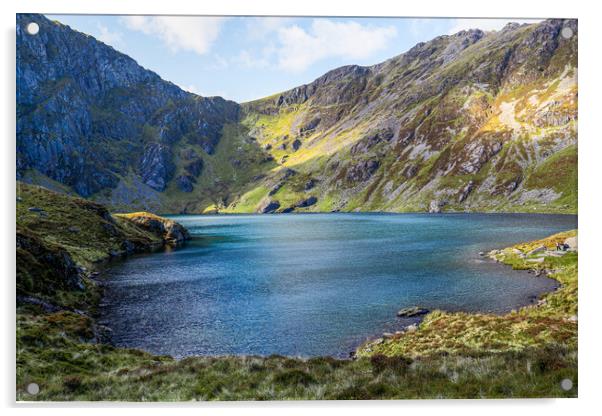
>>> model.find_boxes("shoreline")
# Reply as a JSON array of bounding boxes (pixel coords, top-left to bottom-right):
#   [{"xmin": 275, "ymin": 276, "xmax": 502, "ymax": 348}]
[{"xmin": 355, "ymin": 229, "xmax": 577, "ymax": 358}]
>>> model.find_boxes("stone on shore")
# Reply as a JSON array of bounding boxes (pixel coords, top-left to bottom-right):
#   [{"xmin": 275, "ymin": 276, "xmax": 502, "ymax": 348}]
[{"xmin": 397, "ymin": 306, "xmax": 429, "ymax": 317}]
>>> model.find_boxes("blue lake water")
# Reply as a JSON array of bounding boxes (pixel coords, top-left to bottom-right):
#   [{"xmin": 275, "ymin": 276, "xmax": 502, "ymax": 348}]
[{"xmin": 99, "ymin": 213, "xmax": 577, "ymax": 358}]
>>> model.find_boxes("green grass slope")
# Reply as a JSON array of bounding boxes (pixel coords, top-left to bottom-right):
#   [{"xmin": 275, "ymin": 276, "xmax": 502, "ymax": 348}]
[{"xmin": 17, "ymin": 218, "xmax": 578, "ymax": 400}]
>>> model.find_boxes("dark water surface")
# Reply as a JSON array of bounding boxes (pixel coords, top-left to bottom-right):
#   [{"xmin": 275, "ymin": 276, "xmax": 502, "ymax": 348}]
[{"xmin": 100, "ymin": 213, "xmax": 576, "ymax": 358}]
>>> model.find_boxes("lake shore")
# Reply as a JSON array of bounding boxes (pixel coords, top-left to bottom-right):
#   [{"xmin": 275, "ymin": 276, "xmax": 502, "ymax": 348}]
[
  {"xmin": 16, "ymin": 183, "xmax": 578, "ymax": 400},
  {"xmin": 355, "ymin": 229, "xmax": 577, "ymax": 359}
]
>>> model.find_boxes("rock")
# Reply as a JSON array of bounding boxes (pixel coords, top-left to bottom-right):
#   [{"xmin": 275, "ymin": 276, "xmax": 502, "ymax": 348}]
[
  {"xmin": 382, "ymin": 332, "xmax": 394, "ymax": 339},
  {"xmin": 281, "ymin": 207, "xmax": 295, "ymax": 213},
  {"xmin": 397, "ymin": 306, "xmax": 429, "ymax": 317},
  {"xmin": 67, "ymin": 226, "xmax": 81, "ymax": 233},
  {"xmin": 263, "ymin": 144, "xmax": 272, "ymax": 151},
  {"xmin": 429, "ymin": 200, "xmax": 446, "ymax": 213},
  {"xmin": 291, "ymin": 139, "xmax": 302, "ymax": 151},
  {"xmin": 16, "ymin": 13, "xmax": 238, "ymax": 198},
  {"xmin": 299, "ymin": 117, "xmax": 321, "ymax": 133},
  {"xmin": 564, "ymin": 236, "xmax": 577, "ymax": 251},
  {"xmin": 268, "ymin": 182, "xmax": 284, "ymax": 196},
  {"xmin": 478, "ymin": 251, "xmax": 485, "ymax": 257},
  {"xmin": 458, "ymin": 180, "xmax": 474, "ymax": 202},
  {"xmin": 406, "ymin": 324, "xmax": 418, "ymax": 332},
  {"xmin": 345, "ymin": 160, "xmax": 380, "ymax": 183},
  {"xmin": 28, "ymin": 207, "xmax": 44, "ymax": 213},
  {"xmin": 257, "ymin": 199, "xmax": 280, "ymax": 214},
  {"xmin": 295, "ymin": 196, "xmax": 318, "ymax": 208},
  {"xmin": 304, "ymin": 179, "xmax": 316, "ymax": 191},
  {"xmin": 184, "ymin": 159, "xmax": 203, "ymax": 177},
  {"xmin": 277, "ymin": 143, "xmax": 287, "ymax": 150},
  {"xmin": 526, "ymin": 245, "xmax": 546, "ymax": 256},
  {"xmin": 139, "ymin": 143, "xmax": 175, "ymax": 191},
  {"xmin": 176, "ymin": 175, "xmax": 195, "ymax": 192},
  {"xmin": 123, "ymin": 212, "xmax": 190, "ymax": 244},
  {"xmin": 350, "ymin": 128, "xmax": 395, "ymax": 155}
]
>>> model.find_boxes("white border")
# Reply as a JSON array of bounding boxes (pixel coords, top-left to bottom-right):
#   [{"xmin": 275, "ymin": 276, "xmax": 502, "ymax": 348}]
[{"xmin": 2, "ymin": 1, "xmax": 600, "ymax": 415}]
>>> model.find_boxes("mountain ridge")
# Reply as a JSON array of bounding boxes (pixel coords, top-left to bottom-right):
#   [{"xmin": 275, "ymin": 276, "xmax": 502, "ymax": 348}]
[{"xmin": 16, "ymin": 14, "xmax": 577, "ymax": 214}]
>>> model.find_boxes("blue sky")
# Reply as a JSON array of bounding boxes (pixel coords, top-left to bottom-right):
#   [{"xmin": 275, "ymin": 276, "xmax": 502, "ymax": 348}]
[{"xmin": 48, "ymin": 15, "xmax": 540, "ymax": 103}]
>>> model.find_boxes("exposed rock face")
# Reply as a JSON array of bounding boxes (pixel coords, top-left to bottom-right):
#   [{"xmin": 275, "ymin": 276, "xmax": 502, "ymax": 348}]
[
  {"xmin": 120, "ymin": 212, "xmax": 191, "ymax": 244},
  {"xmin": 17, "ymin": 13, "xmax": 238, "ymax": 198},
  {"xmin": 16, "ymin": 183, "xmax": 192, "ymax": 307},
  {"xmin": 257, "ymin": 199, "xmax": 280, "ymax": 214},
  {"xmin": 296, "ymin": 196, "xmax": 318, "ymax": 208},
  {"xmin": 176, "ymin": 175, "xmax": 195, "ymax": 193},
  {"xmin": 346, "ymin": 160, "xmax": 380, "ymax": 183},
  {"xmin": 139, "ymin": 143, "xmax": 175, "ymax": 191},
  {"xmin": 429, "ymin": 200, "xmax": 445, "ymax": 213},
  {"xmin": 18, "ymin": 15, "xmax": 577, "ymax": 214},
  {"xmin": 397, "ymin": 306, "xmax": 429, "ymax": 317},
  {"xmin": 17, "ymin": 228, "xmax": 84, "ymax": 295},
  {"xmin": 243, "ymin": 19, "xmax": 577, "ymax": 214}
]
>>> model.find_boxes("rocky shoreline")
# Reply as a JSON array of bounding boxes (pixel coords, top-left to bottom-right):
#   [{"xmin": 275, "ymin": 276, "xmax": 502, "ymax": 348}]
[{"xmin": 354, "ymin": 230, "xmax": 578, "ymax": 358}]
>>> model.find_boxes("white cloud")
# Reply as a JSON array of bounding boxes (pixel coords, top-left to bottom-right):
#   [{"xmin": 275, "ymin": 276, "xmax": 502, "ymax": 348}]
[
  {"xmin": 121, "ymin": 16, "xmax": 226, "ymax": 55},
  {"xmin": 245, "ymin": 17, "xmax": 293, "ymax": 41},
  {"xmin": 447, "ymin": 18, "xmax": 542, "ymax": 34},
  {"xmin": 97, "ymin": 23, "xmax": 123, "ymax": 48},
  {"xmin": 274, "ymin": 19, "xmax": 397, "ymax": 72}
]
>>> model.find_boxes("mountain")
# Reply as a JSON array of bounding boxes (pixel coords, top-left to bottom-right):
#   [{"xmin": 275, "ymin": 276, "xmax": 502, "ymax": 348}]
[{"xmin": 16, "ymin": 15, "xmax": 577, "ymax": 214}]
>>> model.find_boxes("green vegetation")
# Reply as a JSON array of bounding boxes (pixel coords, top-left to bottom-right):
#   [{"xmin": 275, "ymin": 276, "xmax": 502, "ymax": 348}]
[
  {"xmin": 356, "ymin": 230, "xmax": 577, "ymax": 394},
  {"xmin": 16, "ymin": 195, "xmax": 579, "ymax": 400}
]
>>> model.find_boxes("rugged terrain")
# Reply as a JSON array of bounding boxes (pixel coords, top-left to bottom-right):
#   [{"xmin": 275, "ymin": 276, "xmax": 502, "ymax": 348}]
[
  {"xmin": 16, "ymin": 193, "xmax": 578, "ymax": 400},
  {"xmin": 16, "ymin": 182, "xmax": 189, "ymax": 312},
  {"xmin": 17, "ymin": 15, "xmax": 577, "ymax": 214}
]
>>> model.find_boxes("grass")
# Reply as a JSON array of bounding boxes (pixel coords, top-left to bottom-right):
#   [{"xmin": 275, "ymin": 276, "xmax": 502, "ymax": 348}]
[
  {"xmin": 357, "ymin": 230, "xmax": 577, "ymax": 359},
  {"xmin": 17, "ymin": 310, "xmax": 577, "ymax": 400},
  {"xmin": 16, "ymin": 212, "xmax": 579, "ymax": 400}
]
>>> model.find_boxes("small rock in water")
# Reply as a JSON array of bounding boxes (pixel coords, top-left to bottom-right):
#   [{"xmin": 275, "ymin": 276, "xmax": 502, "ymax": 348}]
[
  {"xmin": 397, "ymin": 306, "xmax": 429, "ymax": 317},
  {"xmin": 382, "ymin": 332, "xmax": 394, "ymax": 339}
]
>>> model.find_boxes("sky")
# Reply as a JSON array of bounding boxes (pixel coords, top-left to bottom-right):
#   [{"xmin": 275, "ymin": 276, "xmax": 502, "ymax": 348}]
[{"xmin": 47, "ymin": 15, "xmax": 540, "ymax": 103}]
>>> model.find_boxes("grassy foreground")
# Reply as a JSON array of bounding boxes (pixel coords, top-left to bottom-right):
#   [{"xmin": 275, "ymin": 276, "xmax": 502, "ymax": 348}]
[{"xmin": 16, "ymin": 184, "xmax": 578, "ymax": 400}]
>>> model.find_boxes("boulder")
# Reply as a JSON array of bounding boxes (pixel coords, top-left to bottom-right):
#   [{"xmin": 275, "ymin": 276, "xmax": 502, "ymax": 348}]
[
  {"xmin": 291, "ymin": 139, "xmax": 302, "ymax": 151},
  {"xmin": 526, "ymin": 245, "xmax": 546, "ymax": 256},
  {"xmin": 397, "ymin": 306, "xmax": 429, "ymax": 317},
  {"xmin": 429, "ymin": 200, "xmax": 445, "ymax": 213},
  {"xmin": 296, "ymin": 196, "xmax": 318, "ymax": 208},
  {"xmin": 564, "ymin": 236, "xmax": 577, "ymax": 251},
  {"xmin": 304, "ymin": 179, "xmax": 316, "ymax": 191},
  {"xmin": 257, "ymin": 199, "xmax": 280, "ymax": 214}
]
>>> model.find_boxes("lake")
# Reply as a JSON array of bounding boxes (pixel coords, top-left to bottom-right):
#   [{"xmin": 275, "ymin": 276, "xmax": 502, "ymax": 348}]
[{"xmin": 99, "ymin": 213, "xmax": 577, "ymax": 358}]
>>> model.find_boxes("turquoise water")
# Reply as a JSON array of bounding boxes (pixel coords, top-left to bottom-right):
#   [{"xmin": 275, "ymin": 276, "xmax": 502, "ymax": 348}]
[{"xmin": 99, "ymin": 213, "xmax": 576, "ymax": 358}]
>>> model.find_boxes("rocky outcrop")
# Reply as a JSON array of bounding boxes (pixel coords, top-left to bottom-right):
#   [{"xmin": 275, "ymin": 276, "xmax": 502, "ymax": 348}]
[
  {"xmin": 257, "ymin": 199, "xmax": 281, "ymax": 214},
  {"xmin": 397, "ymin": 306, "xmax": 429, "ymax": 318},
  {"xmin": 139, "ymin": 143, "xmax": 175, "ymax": 191},
  {"xmin": 346, "ymin": 160, "xmax": 380, "ymax": 183},
  {"xmin": 119, "ymin": 212, "xmax": 190, "ymax": 244},
  {"xmin": 17, "ymin": 13, "xmax": 238, "ymax": 198}
]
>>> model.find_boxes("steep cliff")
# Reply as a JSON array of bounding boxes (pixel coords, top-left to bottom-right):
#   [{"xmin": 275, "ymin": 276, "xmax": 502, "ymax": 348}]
[
  {"xmin": 237, "ymin": 19, "xmax": 577, "ymax": 214},
  {"xmin": 17, "ymin": 15, "xmax": 577, "ymax": 213}
]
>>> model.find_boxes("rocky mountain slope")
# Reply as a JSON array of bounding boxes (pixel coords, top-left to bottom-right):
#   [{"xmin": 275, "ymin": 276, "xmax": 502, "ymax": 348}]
[
  {"xmin": 16, "ymin": 181, "xmax": 189, "ymax": 311},
  {"xmin": 17, "ymin": 15, "xmax": 577, "ymax": 214},
  {"xmin": 237, "ymin": 19, "xmax": 577, "ymax": 214}
]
